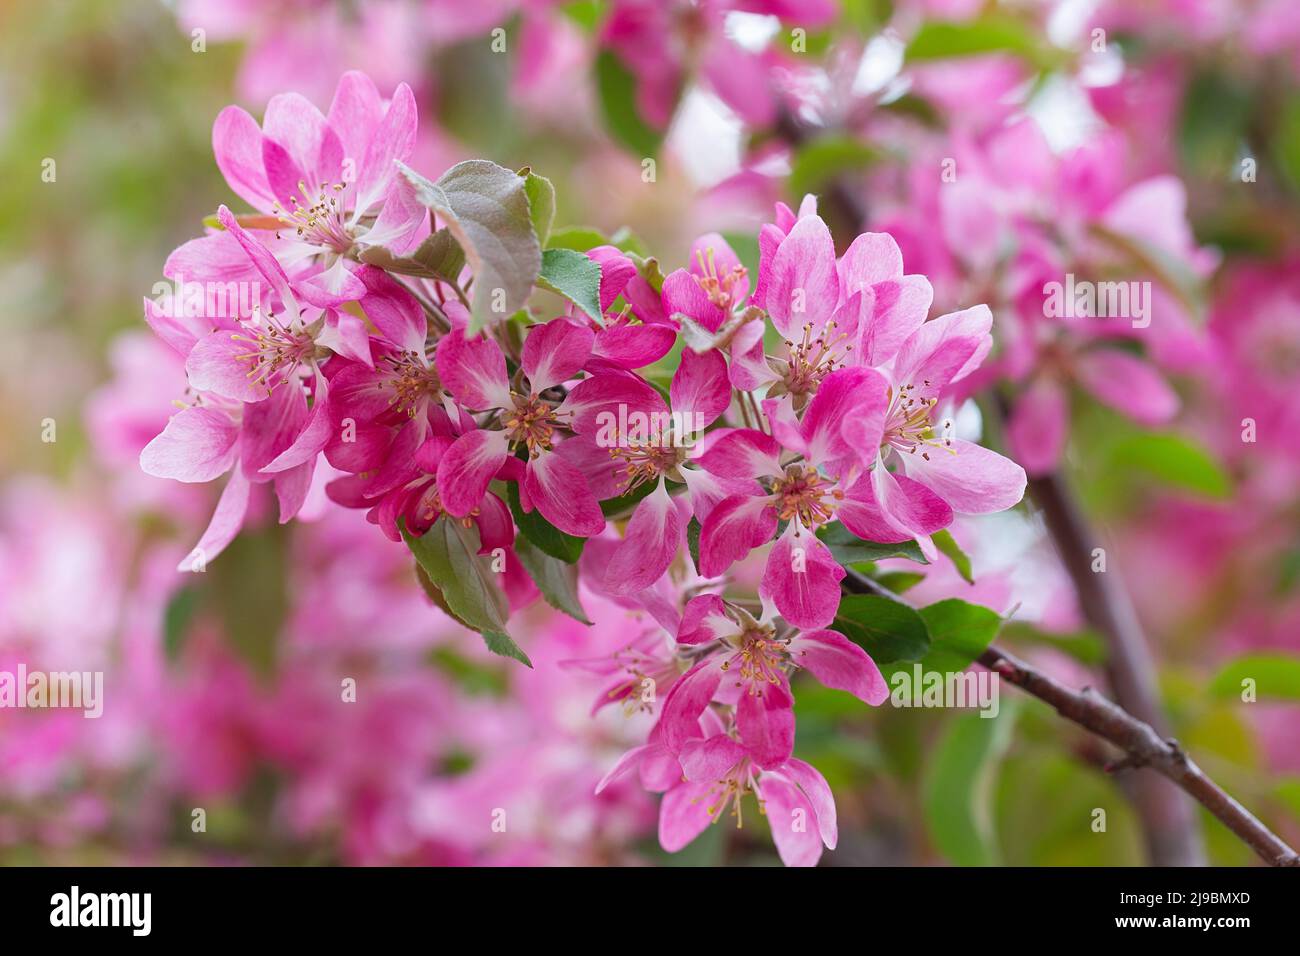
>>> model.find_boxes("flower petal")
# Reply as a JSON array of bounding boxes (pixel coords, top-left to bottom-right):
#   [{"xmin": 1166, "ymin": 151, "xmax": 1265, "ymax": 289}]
[
  {"xmin": 902, "ymin": 439, "xmax": 1027, "ymax": 515},
  {"xmin": 698, "ymin": 493, "xmax": 778, "ymax": 578},
  {"xmin": 695, "ymin": 428, "xmax": 783, "ymax": 480},
  {"xmin": 790, "ymin": 629, "xmax": 888, "ymax": 705},
  {"xmin": 766, "ymin": 215, "xmax": 839, "ymax": 336},
  {"xmin": 212, "ymin": 105, "xmax": 275, "ymax": 212},
  {"xmin": 178, "ymin": 468, "xmax": 252, "ymax": 572},
  {"xmin": 670, "ymin": 347, "xmax": 731, "ymax": 429},
  {"xmin": 140, "ymin": 406, "xmax": 240, "ymax": 483},
  {"xmin": 436, "ymin": 429, "xmax": 510, "ymax": 517},
  {"xmin": 761, "ymin": 525, "xmax": 845, "ymax": 630},
  {"xmin": 435, "ymin": 327, "xmax": 511, "ymax": 410},
  {"xmin": 1074, "ymin": 349, "xmax": 1178, "ymax": 426},
  {"xmin": 523, "ymin": 450, "xmax": 606, "ymax": 536},
  {"xmin": 604, "ymin": 481, "xmax": 682, "ymax": 594},
  {"xmin": 522, "ymin": 318, "xmax": 594, "ymax": 392}
]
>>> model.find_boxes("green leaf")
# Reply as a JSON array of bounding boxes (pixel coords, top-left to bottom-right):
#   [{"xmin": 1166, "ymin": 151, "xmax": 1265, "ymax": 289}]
[
  {"xmin": 875, "ymin": 570, "xmax": 926, "ymax": 594},
  {"xmin": 998, "ymin": 621, "xmax": 1107, "ymax": 666},
  {"xmin": 537, "ymin": 247, "xmax": 603, "ymax": 320},
  {"xmin": 686, "ymin": 516, "xmax": 702, "ymax": 576},
  {"xmin": 834, "ymin": 593, "xmax": 931, "ymax": 665},
  {"xmin": 482, "ymin": 630, "xmax": 533, "ymax": 668},
  {"xmin": 598, "ymin": 478, "xmax": 663, "ymax": 518},
  {"xmin": 931, "ymin": 528, "xmax": 974, "ymax": 584},
  {"xmin": 789, "ymin": 136, "xmax": 881, "ymax": 200},
  {"xmin": 398, "ymin": 159, "xmax": 541, "ymax": 335},
  {"xmin": 546, "ymin": 225, "xmax": 611, "ymax": 252},
  {"xmin": 905, "ymin": 15, "xmax": 1063, "ymax": 70},
  {"xmin": 401, "ymin": 517, "xmax": 526, "ymax": 665},
  {"xmin": 521, "ymin": 168, "xmax": 556, "ymax": 246},
  {"xmin": 914, "ymin": 598, "xmax": 1003, "ymax": 674},
  {"xmin": 923, "ymin": 704, "xmax": 1019, "ymax": 866},
  {"xmin": 208, "ymin": 526, "xmax": 289, "ymax": 679},
  {"xmin": 816, "ymin": 524, "xmax": 929, "ymax": 566},
  {"xmin": 1210, "ymin": 654, "xmax": 1300, "ymax": 701},
  {"xmin": 434, "ymin": 35, "xmax": 510, "ymax": 150},
  {"xmin": 1273, "ymin": 90, "xmax": 1300, "ymax": 196},
  {"xmin": 359, "ymin": 228, "xmax": 465, "ymax": 282},
  {"xmin": 1106, "ymin": 432, "xmax": 1232, "ymax": 499},
  {"xmin": 514, "ymin": 535, "xmax": 592, "ymax": 625},
  {"xmin": 162, "ymin": 585, "xmax": 199, "ymax": 662},
  {"xmin": 507, "ymin": 481, "xmax": 585, "ymax": 563},
  {"xmin": 427, "ymin": 646, "xmax": 508, "ymax": 696},
  {"xmin": 595, "ymin": 49, "xmax": 671, "ymax": 156}
]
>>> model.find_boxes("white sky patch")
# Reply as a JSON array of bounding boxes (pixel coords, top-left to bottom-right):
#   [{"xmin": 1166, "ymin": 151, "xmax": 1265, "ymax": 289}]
[
  {"xmin": 1025, "ymin": 74, "xmax": 1105, "ymax": 152},
  {"xmin": 1047, "ymin": 0, "xmax": 1101, "ymax": 46},
  {"xmin": 667, "ymin": 88, "xmax": 745, "ymax": 189},
  {"xmin": 852, "ymin": 32, "xmax": 905, "ymax": 97},
  {"xmin": 724, "ymin": 11, "xmax": 780, "ymax": 53},
  {"xmin": 953, "ymin": 398, "xmax": 984, "ymax": 443}
]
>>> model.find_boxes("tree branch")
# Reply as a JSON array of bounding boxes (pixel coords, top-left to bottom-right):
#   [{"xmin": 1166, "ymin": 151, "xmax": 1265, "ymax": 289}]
[
  {"xmin": 842, "ymin": 568, "xmax": 1299, "ymax": 868},
  {"xmin": 1025, "ymin": 469, "xmax": 1206, "ymax": 865}
]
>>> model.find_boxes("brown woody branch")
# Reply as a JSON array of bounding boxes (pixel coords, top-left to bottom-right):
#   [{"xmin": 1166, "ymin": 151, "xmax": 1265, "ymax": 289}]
[{"xmin": 842, "ymin": 569, "xmax": 1300, "ymax": 868}]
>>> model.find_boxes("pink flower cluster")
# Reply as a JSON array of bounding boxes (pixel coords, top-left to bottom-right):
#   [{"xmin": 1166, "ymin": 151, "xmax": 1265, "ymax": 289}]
[{"xmin": 138, "ymin": 72, "xmax": 1027, "ymax": 865}]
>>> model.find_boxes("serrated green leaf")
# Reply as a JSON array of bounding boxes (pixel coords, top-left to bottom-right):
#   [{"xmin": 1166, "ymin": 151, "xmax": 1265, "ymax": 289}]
[
  {"xmin": 514, "ymin": 535, "xmax": 592, "ymax": 625},
  {"xmin": 914, "ymin": 598, "xmax": 1003, "ymax": 674},
  {"xmin": 537, "ymin": 247, "xmax": 603, "ymax": 319},
  {"xmin": 359, "ymin": 228, "xmax": 465, "ymax": 282},
  {"xmin": 816, "ymin": 524, "xmax": 929, "ymax": 566},
  {"xmin": 834, "ymin": 593, "xmax": 931, "ymax": 665},
  {"xmin": 931, "ymin": 528, "xmax": 974, "ymax": 584},
  {"xmin": 923, "ymin": 704, "xmax": 1019, "ymax": 866},
  {"xmin": 521, "ymin": 168, "xmax": 556, "ymax": 246},
  {"xmin": 507, "ymin": 481, "xmax": 585, "ymax": 562},
  {"xmin": 398, "ymin": 159, "xmax": 541, "ymax": 335},
  {"xmin": 482, "ymin": 630, "xmax": 533, "ymax": 668},
  {"xmin": 1210, "ymin": 654, "xmax": 1300, "ymax": 701},
  {"xmin": 402, "ymin": 517, "xmax": 523, "ymax": 665},
  {"xmin": 595, "ymin": 49, "xmax": 671, "ymax": 156}
]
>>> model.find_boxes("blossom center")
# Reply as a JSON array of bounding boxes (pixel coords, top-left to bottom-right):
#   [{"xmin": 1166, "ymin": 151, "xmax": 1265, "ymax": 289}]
[
  {"xmin": 232, "ymin": 317, "xmax": 317, "ymax": 392},
  {"xmin": 504, "ymin": 394, "xmax": 565, "ymax": 457},
  {"xmin": 273, "ymin": 179, "xmax": 354, "ymax": 254},
  {"xmin": 608, "ymin": 640, "xmax": 678, "ymax": 716},
  {"xmin": 882, "ymin": 383, "xmax": 952, "ymax": 461},
  {"xmin": 694, "ymin": 756, "xmax": 762, "ymax": 829},
  {"xmin": 693, "ymin": 247, "xmax": 747, "ymax": 310},
  {"xmin": 772, "ymin": 465, "xmax": 841, "ymax": 530},
  {"xmin": 723, "ymin": 626, "xmax": 790, "ymax": 690},
  {"xmin": 609, "ymin": 441, "xmax": 686, "ymax": 495},
  {"xmin": 781, "ymin": 320, "xmax": 852, "ymax": 398},
  {"xmin": 383, "ymin": 351, "xmax": 441, "ymax": 417}
]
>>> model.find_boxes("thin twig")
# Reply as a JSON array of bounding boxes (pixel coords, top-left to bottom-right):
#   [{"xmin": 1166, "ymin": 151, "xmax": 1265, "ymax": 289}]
[
  {"xmin": 841, "ymin": 568, "xmax": 1299, "ymax": 868},
  {"xmin": 1024, "ymin": 469, "xmax": 1206, "ymax": 865}
]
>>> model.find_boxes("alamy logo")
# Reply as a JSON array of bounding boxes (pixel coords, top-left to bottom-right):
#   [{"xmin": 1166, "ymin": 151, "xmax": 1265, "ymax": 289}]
[
  {"xmin": 152, "ymin": 273, "xmax": 261, "ymax": 318},
  {"xmin": 1042, "ymin": 273, "xmax": 1151, "ymax": 328},
  {"xmin": 889, "ymin": 666, "xmax": 1000, "ymax": 718},
  {"xmin": 50, "ymin": 886, "xmax": 151, "ymax": 936},
  {"xmin": 593, "ymin": 404, "xmax": 707, "ymax": 448},
  {"xmin": 0, "ymin": 665, "xmax": 103, "ymax": 718}
]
